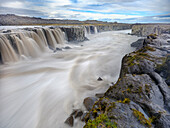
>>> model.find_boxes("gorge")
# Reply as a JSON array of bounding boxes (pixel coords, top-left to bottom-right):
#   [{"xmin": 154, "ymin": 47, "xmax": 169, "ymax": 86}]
[
  {"xmin": 0, "ymin": 25, "xmax": 139, "ymax": 128},
  {"xmin": 0, "ymin": 17, "xmax": 170, "ymax": 128}
]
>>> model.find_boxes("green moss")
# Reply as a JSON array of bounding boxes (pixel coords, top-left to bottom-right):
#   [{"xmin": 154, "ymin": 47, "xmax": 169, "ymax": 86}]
[
  {"xmin": 84, "ymin": 114, "xmax": 117, "ymax": 128},
  {"xmin": 144, "ymin": 46, "xmax": 156, "ymax": 51},
  {"xmin": 145, "ymin": 84, "xmax": 151, "ymax": 94},
  {"xmin": 132, "ymin": 108, "xmax": 152, "ymax": 128},
  {"xmin": 147, "ymin": 33, "xmax": 157, "ymax": 39},
  {"xmin": 122, "ymin": 98, "xmax": 130, "ymax": 104},
  {"xmin": 118, "ymin": 98, "xmax": 130, "ymax": 104}
]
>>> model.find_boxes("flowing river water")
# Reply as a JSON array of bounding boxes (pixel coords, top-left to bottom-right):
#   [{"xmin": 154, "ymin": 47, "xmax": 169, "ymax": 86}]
[{"xmin": 0, "ymin": 29, "xmax": 139, "ymax": 128}]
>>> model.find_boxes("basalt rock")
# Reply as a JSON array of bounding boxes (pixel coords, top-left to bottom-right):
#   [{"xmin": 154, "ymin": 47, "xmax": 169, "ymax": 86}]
[{"xmin": 84, "ymin": 34, "xmax": 170, "ymax": 128}]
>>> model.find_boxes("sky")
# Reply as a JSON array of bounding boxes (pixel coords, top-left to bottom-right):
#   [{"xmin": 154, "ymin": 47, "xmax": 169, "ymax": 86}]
[{"xmin": 0, "ymin": 0, "xmax": 170, "ymax": 23}]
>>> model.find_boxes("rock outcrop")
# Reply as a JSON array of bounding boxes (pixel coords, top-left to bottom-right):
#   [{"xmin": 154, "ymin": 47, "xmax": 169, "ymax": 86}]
[
  {"xmin": 132, "ymin": 24, "xmax": 170, "ymax": 37},
  {"xmin": 60, "ymin": 26, "xmax": 87, "ymax": 42},
  {"xmin": 84, "ymin": 34, "xmax": 170, "ymax": 128}
]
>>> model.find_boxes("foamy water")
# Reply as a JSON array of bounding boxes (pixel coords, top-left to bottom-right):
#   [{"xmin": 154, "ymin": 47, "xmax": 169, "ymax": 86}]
[{"xmin": 0, "ymin": 30, "xmax": 139, "ymax": 128}]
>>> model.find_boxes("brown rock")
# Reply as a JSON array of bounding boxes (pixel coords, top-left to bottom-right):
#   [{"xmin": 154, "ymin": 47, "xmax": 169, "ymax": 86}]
[
  {"xmin": 64, "ymin": 116, "xmax": 74, "ymax": 127},
  {"xmin": 83, "ymin": 97, "xmax": 97, "ymax": 111}
]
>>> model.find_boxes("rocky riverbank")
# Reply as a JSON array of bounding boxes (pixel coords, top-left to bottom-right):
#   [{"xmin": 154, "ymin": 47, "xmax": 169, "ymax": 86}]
[{"xmin": 75, "ymin": 34, "xmax": 170, "ymax": 128}]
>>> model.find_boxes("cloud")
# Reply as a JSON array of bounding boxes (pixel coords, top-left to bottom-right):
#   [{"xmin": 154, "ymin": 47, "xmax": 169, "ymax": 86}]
[
  {"xmin": 0, "ymin": 7, "xmax": 47, "ymax": 17},
  {"xmin": 0, "ymin": 0, "xmax": 169, "ymax": 23},
  {"xmin": 114, "ymin": 14, "xmax": 170, "ymax": 23}
]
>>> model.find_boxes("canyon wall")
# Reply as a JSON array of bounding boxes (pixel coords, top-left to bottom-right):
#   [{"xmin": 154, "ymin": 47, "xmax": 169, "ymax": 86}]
[
  {"xmin": 132, "ymin": 24, "xmax": 170, "ymax": 36},
  {"xmin": 96, "ymin": 24, "xmax": 132, "ymax": 32},
  {"xmin": 60, "ymin": 27, "xmax": 87, "ymax": 42}
]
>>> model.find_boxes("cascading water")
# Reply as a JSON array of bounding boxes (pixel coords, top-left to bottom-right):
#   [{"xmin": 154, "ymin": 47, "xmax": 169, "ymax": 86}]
[
  {"xmin": 0, "ymin": 35, "xmax": 19, "ymax": 62},
  {"xmin": 94, "ymin": 26, "xmax": 98, "ymax": 34},
  {"xmin": 0, "ymin": 28, "xmax": 66, "ymax": 63},
  {"xmin": 0, "ymin": 28, "xmax": 139, "ymax": 128}
]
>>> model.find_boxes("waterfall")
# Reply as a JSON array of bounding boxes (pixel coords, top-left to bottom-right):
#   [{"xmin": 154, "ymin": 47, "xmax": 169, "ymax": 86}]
[
  {"xmin": 35, "ymin": 29, "xmax": 48, "ymax": 47},
  {"xmin": 84, "ymin": 27, "xmax": 88, "ymax": 37},
  {"xmin": 0, "ymin": 28, "xmax": 67, "ymax": 64},
  {"xmin": 94, "ymin": 26, "xmax": 98, "ymax": 34},
  {"xmin": 52, "ymin": 28, "xmax": 65, "ymax": 44},
  {"xmin": 85, "ymin": 26, "xmax": 98, "ymax": 34},
  {"xmin": 0, "ymin": 35, "xmax": 19, "ymax": 63},
  {"xmin": 43, "ymin": 29, "xmax": 58, "ymax": 49}
]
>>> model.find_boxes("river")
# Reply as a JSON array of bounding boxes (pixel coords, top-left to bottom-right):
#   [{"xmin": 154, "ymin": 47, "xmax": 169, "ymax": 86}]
[{"xmin": 0, "ymin": 29, "xmax": 139, "ymax": 128}]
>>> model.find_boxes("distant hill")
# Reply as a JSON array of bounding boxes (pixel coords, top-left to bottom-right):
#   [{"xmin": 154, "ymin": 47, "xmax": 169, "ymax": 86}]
[{"xmin": 0, "ymin": 14, "xmax": 115, "ymax": 25}]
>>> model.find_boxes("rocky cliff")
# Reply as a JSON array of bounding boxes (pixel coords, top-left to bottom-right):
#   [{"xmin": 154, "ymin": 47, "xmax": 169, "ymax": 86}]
[
  {"xmin": 83, "ymin": 34, "xmax": 170, "ymax": 128},
  {"xmin": 132, "ymin": 24, "xmax": 170, "ymax": 37}
]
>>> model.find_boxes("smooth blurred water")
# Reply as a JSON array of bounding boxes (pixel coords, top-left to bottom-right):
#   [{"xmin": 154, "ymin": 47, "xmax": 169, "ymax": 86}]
[{"xmin": 0, "ymin": 30, "xmax": 139, "ymax": 128}]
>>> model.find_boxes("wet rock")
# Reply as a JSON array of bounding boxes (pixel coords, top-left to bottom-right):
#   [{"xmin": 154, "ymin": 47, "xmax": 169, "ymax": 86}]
[
  {"xmin": 83, "ymin": 97, "xmax": 97, "ymax": 111},
  {"xmin": 80, "ymin": 111, "xmax": 88, "ymax": 121},
  {"xmin": 56, "ymin": 47, "xmax": 62, "ymax": 51},
  {"xmin": 71, "ymin": 109, "xmax": 83, "ymax": 118},
  {"xmin": 95, "ymin": 93, "xmax": 104, "ymax": 98},
  {"xmin": 54, "ymin": 47, "xmax": 62, "ymax": 52},
  {"xmin": 3, "ymin": 30, "xmax": 11, "ymax": 33},
  {"xmin": 75, "ymin": 110, "xmax": 83, "ymax": 118},
  {"xmin": 97, "ymin": 77, "xmax": 103, "ymax": 81},
  {"xmin": 64, "ymin": 116, "xmax": 74, "ymax": 127},
  {"xmin": 64, "ymin": 46, "xmax": 71, "ymax": 49}
]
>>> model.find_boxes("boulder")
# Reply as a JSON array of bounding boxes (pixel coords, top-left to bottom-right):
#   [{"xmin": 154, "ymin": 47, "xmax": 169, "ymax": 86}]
[
  {"xmin": 131, "ymin": 38, "xmax": 144, "ymax": 49},
  {"xmin": 64, "ymin": 116, "xmax": 74, "ymax": 127},
  {"xmin": 97, "ymin": 77, "xmax": 103, "ymax": 81},
  {"xmin": 83, "ymin": 97, "xmax": 97, "ymax": 111}
]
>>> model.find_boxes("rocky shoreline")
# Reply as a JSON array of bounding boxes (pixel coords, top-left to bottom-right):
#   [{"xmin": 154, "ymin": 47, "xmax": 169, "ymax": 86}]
[{"xmin": 65, "ymin": 34, "xmax": 170, "ymax": 127}]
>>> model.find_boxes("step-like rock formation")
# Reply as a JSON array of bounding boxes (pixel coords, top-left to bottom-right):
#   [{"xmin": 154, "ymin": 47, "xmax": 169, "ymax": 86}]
[
  {"xmin": 84, "ymin": 34, "xmax": 170, "ymax": 128},
  {"xmin": 132, "ymin": 24, "xmax": 170, "ymax": 37},
  {"xmin": 60, "ymin": 26, "xmax": 87, "ymax": 42}
]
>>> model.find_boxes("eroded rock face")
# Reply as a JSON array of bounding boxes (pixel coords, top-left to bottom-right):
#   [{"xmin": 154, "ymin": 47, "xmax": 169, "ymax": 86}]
[
  {"xmin": 132, "ymin": 24, "xmax": 170, "ymax": 37},
  {"xmin": 84, "ymin": 34, "xmax": 170, "ymax": 128}
]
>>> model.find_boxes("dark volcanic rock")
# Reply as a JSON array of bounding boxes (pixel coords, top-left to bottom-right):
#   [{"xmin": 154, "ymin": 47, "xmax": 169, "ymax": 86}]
[{"xmin": 63, "ymin": 46, "xmax": 71, "ymax": 49}]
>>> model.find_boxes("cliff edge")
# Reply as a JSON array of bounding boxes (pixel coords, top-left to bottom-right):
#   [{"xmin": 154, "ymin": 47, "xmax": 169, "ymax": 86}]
[{"xmin": 83, "ymin": 34, "xmax": 170, "ymax": 128}]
